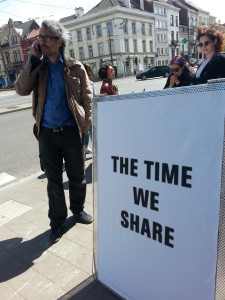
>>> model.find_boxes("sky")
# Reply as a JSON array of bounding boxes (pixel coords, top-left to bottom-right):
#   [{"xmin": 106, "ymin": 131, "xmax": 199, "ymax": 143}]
[{"xmin": 0, "ymin": 0, "xmax": 225, "ymax": 28}]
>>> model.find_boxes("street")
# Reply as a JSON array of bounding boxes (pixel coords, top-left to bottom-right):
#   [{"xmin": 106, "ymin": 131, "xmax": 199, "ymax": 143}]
[{"xmin": 0, "ymin": 76, "xmax": 167, "ymax": 185}]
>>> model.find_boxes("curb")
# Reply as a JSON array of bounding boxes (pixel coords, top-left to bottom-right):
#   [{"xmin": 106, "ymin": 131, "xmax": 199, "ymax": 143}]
[
  {"xmin": 0, "ymin": 170, "xmax": 43, "ymax": 192},
  {"xmin": 0, "ymin": 105, "xmax": 32, "ymax": 115}
]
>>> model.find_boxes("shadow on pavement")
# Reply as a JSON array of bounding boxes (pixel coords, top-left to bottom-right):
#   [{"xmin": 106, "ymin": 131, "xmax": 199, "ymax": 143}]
[
  {"xmin": 59, "ymin": 275, "xmax": 123, "ymax": 300},
  {"xmin": 0, "ymin": 217, "xmax": 76, "ymax": 283}
]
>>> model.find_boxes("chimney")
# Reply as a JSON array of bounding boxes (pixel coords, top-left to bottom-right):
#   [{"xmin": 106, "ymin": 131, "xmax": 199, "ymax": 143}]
[
  {"xmin": 140, "ymin": 0, "xmax": 144, "ymax": 10},
  {"xmin": 124, "ymin": 0, "xmax": 131, "ymax": 8},
  {"xmin": 75, "ymin": 7, "xmax": 84, "ymax": 18}
]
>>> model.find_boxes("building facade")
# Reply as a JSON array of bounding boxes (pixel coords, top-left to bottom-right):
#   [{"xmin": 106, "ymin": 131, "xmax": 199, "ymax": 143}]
[{"xmin": 60, "ymin": 1, "xmax": 156, "ymax": 77}]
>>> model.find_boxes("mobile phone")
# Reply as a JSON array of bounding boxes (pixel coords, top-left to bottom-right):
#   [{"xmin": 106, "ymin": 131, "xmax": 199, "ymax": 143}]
[{"xmin": 38, "ymin": 44, "xmax": 42, "ymax": 53}]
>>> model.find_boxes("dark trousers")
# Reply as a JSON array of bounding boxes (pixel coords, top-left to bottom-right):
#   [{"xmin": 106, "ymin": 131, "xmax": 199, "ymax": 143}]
[{"xmin": 39, "ymin": 125, "xmax": 86, "ymax": 228}]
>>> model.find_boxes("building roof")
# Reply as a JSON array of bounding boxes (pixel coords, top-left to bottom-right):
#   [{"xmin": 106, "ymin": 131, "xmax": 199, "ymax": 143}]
[
  {"xmin": 85, "ymin": 0, "xmax": 153, "ymax": 15},
  {"xmin": 27, "ymin": 28, "xmax": 39, "ymax": 39},
  {"xmin": 60, "ymin": 0, "xmax": 153, "ymax": 22},
  {"xmin": 16, "ymin": 20, "xmax": 37, "ymax": 37}
]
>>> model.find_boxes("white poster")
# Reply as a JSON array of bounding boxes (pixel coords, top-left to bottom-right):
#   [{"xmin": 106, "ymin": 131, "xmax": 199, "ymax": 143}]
[{"xmin": 97, "ymin": 90, "xmax": 225, "ymax": 300}]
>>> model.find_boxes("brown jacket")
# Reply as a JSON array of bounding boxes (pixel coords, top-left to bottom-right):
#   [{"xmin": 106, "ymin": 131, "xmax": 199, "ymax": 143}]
[{"xmin": 15, "ymin": 55, "xmax": 92, "ymax": 137}]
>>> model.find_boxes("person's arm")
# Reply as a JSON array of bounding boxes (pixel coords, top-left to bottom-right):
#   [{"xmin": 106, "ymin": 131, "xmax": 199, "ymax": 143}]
[
  {"xmin": 78, "ymin": 65, "xmax": 92, "ymax": 135},
  {"xmin": 164, "ymin": 74, "xmax": 172, "ymax": 89},
  {"xmin": 15, "ymin": 40, "xmax": 42, "ymax": 96}
]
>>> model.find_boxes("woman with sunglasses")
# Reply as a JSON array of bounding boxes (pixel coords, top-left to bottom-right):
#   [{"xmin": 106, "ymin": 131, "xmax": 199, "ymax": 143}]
[
  {"xmin": 193, "ymin": 25, "xmax": 225, "ymax": 85},
  {"xmin": 164, "ymin": 55, "xmax": 194, "ymax": 89},
  {"xmin": 98, "ymin": 63, "xmax": 119, "ymax": 95}
]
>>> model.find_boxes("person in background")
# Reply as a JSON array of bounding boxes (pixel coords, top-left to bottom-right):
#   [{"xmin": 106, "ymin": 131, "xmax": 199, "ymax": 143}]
[
  {"xmin": 193, "ymin": 25, "xmax": 225, "ymax": 85},
  {"xmin": 164, "ymin": 55, "xmax": 194, "ymax": 89},
  {"xmin": 98, "ymin": 63, "xmax": 120, "ymax": 95},
  {"xmin": 15, "ymin": 20, "xmax": 93, "ymax": 244},
  {"xmin": 83, "ymin": 63, "xmax": 97, "ymax": 155}
]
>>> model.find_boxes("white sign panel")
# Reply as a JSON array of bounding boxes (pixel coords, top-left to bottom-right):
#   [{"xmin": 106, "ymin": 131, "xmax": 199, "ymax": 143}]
[{"xmin": 97, "ymin": 90, "xmax": 225, "ymax": 300}]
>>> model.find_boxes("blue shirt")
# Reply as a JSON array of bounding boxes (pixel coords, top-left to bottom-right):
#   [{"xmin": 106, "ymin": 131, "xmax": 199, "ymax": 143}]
[{"xmin": 41, "ymin": 54, "xmax": 76, "ymax": 128}]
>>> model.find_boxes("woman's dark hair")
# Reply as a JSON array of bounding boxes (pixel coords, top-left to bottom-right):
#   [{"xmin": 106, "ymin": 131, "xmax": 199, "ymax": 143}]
[
  {"xmin": 197, "ymin": 25, "xmax": 225, "ymax": 53},
  {"xmin": 98, "ymin": 63, "xmax": 113, "ymax": 80},
  {"xmin": 83, "ymin": 63, "xmax": 94, "ymax": 79},
  {"xmin": 170, "ymin": 55, "xmax": 193, "ymax": 75}
]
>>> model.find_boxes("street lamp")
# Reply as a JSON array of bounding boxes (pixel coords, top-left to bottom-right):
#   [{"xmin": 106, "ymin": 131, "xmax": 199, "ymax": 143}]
[{"xmin": 108, "ymin": 34, "xmax": 114, "ymax": 66}]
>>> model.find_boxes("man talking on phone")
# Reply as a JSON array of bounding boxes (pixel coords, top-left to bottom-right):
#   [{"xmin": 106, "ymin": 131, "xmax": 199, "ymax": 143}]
[{"xmin": 15, "ymin": 20, "xmax": 93, "ymax": 243}]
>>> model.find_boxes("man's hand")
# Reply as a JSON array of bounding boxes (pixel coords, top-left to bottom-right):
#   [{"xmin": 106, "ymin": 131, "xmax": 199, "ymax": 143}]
[{"xmin": 31, "ymin": 41, "xmax": 42, "ymax": 59}]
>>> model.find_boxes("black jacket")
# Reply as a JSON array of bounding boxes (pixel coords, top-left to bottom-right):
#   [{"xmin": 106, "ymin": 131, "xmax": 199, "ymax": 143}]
[
  {"xmin": 193, "ymin": 53, "xmax": 225, "ymax": 85},
  {"xmin": 164, "ymin": 70, "xmax": 193, "ymax": 89}
]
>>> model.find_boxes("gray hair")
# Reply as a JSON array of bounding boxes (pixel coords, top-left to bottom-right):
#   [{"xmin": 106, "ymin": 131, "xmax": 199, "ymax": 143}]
[{"xmin": 41, "ymin": 19, "xmax": 69, "ymax": 54}]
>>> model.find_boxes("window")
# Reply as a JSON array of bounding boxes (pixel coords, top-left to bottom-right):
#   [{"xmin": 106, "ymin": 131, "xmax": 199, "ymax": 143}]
[
  {"xmin": 88, "ymin": 45, "xmax": 93, "ymax": 57},
  {"xmin": 98, "ymin": 43, "xmax": 103, "ymax": 56},
  {"xmin": 170, "ymin": 15, "xmax": 174, "ymax": 26},
  {"xmin": 68, "ymin": 33, "xmax": 72, "ymax": 44},
  {"xmin": 175, "ymin": 16, "xmax": 178, "ymax": 27},
  {"xmin": 149, "ymin": 41, "xmax": 153, "ymax": 52},
  {"xmin": 171, "ymin": 31, "xmax": 174, "ymax": 41},
  {"xmin": 87, "ymin": 27, "xmax": 92, "ymax": 40},
  {"xmin": 157, "ymin": 47, "xmax": 160, "ymax": 54},
  {"xmin": 133, "ymin": 39, "xmax": 137, "ymax": 52},
  {"xmin": 77, "ymin": 30, "xmax": 82, "ymax": 42},
  {"xmin": 149, "ymin": 24, "xmax": 152, "ymax": 36},
  {"xmin": 124, "ymin": 39, "xmax": 129, "ymax": 52},
  {"xmin": 142, "ymin": 40, "xmax": 146, "ymax": 52},
  {"xmin": 123, "ymin": 21, "xmax": 128, "ymax": 33},
  {"xmin": 176, "ymin": 31, "xmax": 179, "ymax": 41},
  {"xmin": 156, "ymin": 20, "xmax": 166, "ymax": 29},
  {"xmin": 69, "ymin": 49, "xmax": 75, "ymax": 58},
  {"xmin": 97, "ymin": 25, "xmax": 102, "ymax": 37},
  {"xmin": 13, "ymin": 49, "xmax": 21, "ymax": 62},
  {"xmin": 11, "ymin": 34, "xmax": 17, "ymax": 44},
  {"xmin": 107, "ymin": 22, "xmax": 113, "ymax": 35},
  {"xmin": 141, "ymin": 23, "xmax": 145, "ymax": 35},
  {"xmin": 132, "ymin": 22, "xmax": 136, "ymax": 34},
  {"xmin": 160, "ymin": 48, "xmax": 164, "ymax": 55},
  {"xmin": 79, "ymin": 47, "xmax": 84, "ymax": 59},
  {"xmin": 155, "ymin": 6, "xmax": 166, "ymax": 16},
  {"xmin": 5, "ymin": 52, "xmax": 10, "ymax": 64},
  {"xmin": 27, "ymin": 49, "xmax": 31, "ymax": 60}
]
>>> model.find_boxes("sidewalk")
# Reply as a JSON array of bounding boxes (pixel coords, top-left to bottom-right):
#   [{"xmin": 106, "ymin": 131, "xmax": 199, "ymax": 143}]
[{"xmin": 0, "ymin": 156, "xmax": 122, "ymax": 299}]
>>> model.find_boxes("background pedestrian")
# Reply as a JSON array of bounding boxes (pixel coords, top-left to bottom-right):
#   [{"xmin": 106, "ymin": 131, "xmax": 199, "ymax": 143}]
[{"xmin": 193, "ymin": 25, "xmax": 225, "ymax": 84}]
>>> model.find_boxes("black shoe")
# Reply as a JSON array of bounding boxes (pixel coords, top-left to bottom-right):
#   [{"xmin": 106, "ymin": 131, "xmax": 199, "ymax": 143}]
[
  {"xmin": 74, "ymin": 211, "xmax": 93, "ymax": 224},
  {"xmin": 50, "ymin": 226, "xmax": 62, "ymax": 243}
]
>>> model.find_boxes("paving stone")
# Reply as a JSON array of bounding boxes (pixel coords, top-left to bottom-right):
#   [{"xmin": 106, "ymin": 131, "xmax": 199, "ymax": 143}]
[{"xmin": 0, "ymin": 282, "xmax": 23, "ymax": 299}]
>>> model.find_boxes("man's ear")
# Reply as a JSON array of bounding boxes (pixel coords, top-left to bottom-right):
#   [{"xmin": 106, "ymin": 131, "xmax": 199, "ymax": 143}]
[{"xmin": 58, "ymin": 39, "xmax": 63, "ymax": 47}]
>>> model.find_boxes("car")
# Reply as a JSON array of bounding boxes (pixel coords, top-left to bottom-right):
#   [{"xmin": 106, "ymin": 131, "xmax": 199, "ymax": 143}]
[{"xmin": 136, "ymin": 65, "xmax": 171, "ymax": 80}]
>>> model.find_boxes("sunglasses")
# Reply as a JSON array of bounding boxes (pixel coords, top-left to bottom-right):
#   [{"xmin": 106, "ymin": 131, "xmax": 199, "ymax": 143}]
[
  {"xmin": 198, "ymin": 40, "xmax": 212, "ymax": 48},
  {"xmin": 170, "ymin": 67, "xmax": 181, "ymax": 73}
]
